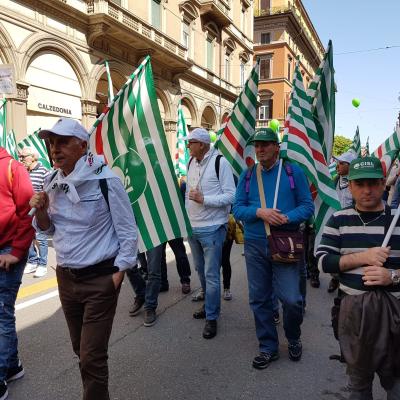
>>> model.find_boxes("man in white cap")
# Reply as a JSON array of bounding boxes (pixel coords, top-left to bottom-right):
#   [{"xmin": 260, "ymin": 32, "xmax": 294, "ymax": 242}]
[
  {"xmin": 29, "ymin": 118, "xmax": 138, "ymax": 400},
  {"xmin": 185, "ymin": 127, "xmax": 235, "ymax": 339},
  {"xmin": 328, "ymin": 150, "xmax": 357, "ymax": 293}
]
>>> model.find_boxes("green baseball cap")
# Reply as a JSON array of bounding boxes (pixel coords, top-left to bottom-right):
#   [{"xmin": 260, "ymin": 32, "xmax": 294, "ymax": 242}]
[
  {"xmin": 248, "ymin": 127, "xmax": 279, "ymax": 144},
  {"xmin": 348, "ymin": 156, "xmax": 384, "ymax": 180}
]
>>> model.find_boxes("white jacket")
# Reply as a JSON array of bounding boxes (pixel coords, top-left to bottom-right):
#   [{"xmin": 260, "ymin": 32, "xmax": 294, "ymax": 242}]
[{"xmin": 185, "ymin": 149, "xmax": 235, "ymax": 228}]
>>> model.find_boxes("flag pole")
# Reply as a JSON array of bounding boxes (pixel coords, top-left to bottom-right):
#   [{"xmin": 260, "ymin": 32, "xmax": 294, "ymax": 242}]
[
  {"xmin": 382, "ymin": 205, "xmax": 400, "ymax": 247},
  {"xmin": 273, "ymin": 158, "xmax": 283, "ymax": 209}
]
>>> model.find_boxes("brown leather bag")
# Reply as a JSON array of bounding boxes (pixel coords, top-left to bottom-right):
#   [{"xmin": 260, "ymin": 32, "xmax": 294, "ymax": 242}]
[{"xmin": 256, "ymin": 163, "xmax": 304, "ymax": 263}]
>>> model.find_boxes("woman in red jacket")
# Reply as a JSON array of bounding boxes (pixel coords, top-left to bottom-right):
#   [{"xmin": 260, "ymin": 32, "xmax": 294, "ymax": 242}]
[{"xmin": 0, "ymin": 146, "xmax": 34, "ymax": 400}]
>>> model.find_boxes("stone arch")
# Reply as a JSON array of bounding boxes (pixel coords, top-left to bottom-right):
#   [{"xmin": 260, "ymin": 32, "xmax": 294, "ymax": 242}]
[
  {"xmin": 19, "ymin": 34, "xmax": 89, "ymax": 97},
  {"xmin": 0, "ymin": 23, "xmax": 19, "ymax": 72},
  {"xmin": 223, "ymin": 38, "xmax": 236, "ymax": 54},
  {"xmin": 91, "ymin": 61, "xmax": 131, "ymax": 116},
  {"xmin": 180, "ymin": 94, "xmax": 198, "ymax": 128},
  {"xmin": 199, "ymin": 102, "xmax": 218, "ymax": 130},
  {"xmin": 155, "ymin": 87, "xmax": 172, "ymax": 121},
  {"xmin": 221, "ymin": 110, "xmax": 230, "ymax": 124},
  {"xmin": 179, "ymin": 1, "xmax": 199, "ymax": 21},
  {"xmin": 88, "ymin": 60, "xmax": 132, "ymax": 102}
]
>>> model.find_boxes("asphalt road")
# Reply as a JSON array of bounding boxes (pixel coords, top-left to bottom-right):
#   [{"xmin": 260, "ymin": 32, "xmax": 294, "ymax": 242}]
[{"xmin": 12, "ymin": 243, "xmax": 385, "ymax": 400}]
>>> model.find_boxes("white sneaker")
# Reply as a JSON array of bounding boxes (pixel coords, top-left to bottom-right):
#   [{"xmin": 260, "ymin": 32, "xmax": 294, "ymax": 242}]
[
  {"xmin": 33, "ymin": 266, "xmax": 47, "ymax": 278},
  {"xmin": 24, "ymin": 263, "xmax": 37, "ymax": 274}
]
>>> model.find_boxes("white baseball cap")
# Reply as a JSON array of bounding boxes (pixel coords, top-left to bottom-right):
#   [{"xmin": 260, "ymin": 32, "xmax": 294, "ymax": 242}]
[
  {"xmin": 38, "ymin": 118, "xmax": 89, "ymax": 142},
  {"xmin": 183, "ymin": 128, "xmax": 210, "ymax": 144},
  {"xmin": 334, "ymin": 150, "xmax": 357, "ymax": 164}
]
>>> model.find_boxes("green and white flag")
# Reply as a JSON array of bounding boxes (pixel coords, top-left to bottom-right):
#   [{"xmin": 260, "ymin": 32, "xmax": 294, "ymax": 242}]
[
  {"xmin": 372, "ymin": 126, "xmax": 400, "ymax": 159},
  {"xmin": 175, "ymin": 100, "xmax": 189, "ymax": 177},
  {"xmin": 6, "ymin": 129, "xmax": 18, "ymax": 159},
  {"xmin": 349, "ymin": 126, "xmax": 361, "ymax": 157},
  {"xmin": 104, "ymin": 60, "xmax": 114, "ymax": 106},
  {"xmin": 0, "ymin": 99, "xmax": 6, "ymax": 148},
  {"xmin": 364, "ymin": 136, "xmax": 370, "ymax": 156},
  {"xmin": 372, "ymin": 125, "xmax": 400, "ymax": 176},
  {"xmin": 17, "ymin": 128, "xmax": 51, "ymax": 169},
  {"xmin": 215, "ymin": 60, "xmax": 259, "ymax": 176},
  {"xmin": 90, "ymin": 56, "xmax": 192, "ymax": 251},
  {"xmin": 281, "ymin": 61, "xmax": 340, "ymax": 248},
  {"xmin": 307, "ymin": 40, "xmax": 335, "ymax": 162}
]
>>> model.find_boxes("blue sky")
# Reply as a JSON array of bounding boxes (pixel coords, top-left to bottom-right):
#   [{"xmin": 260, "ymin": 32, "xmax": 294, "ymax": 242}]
[{"xmin": 302, "ymin": 0, "xmax": 400, "ymax": 152}]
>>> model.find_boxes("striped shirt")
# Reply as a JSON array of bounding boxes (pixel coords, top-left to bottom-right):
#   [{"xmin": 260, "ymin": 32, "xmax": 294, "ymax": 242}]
[
  {"xmin": 29, "ymin": 162, "xmax": 49, "ymax": 192},
  {"xmin": 317, "ymin": 206, "xmax": 400, "ymax": 297}
]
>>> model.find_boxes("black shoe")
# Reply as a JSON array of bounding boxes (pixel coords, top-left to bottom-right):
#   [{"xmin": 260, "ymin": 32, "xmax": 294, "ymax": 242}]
[
  {"xmin": 288, "ymin": 340, "xmax": 302, "ymax": 361},
  {"xmin": 327, "ymin": 278, "xmax": 339, "ymax": 293},
  {"xmin": 0, "ymin": 381, "xmax": 8, "ymax": 400},
  {"xmin": 193, "ymin": 304, "xmax": 206, "ymax": 319},
  {"xmin": 273, "ymin": 311, "xmax": 280, "ymax": 325},
  {"xmin": 129, "ymin": 297, "xmax": 145, "ymax": 316},
  {"xmin": 252, "ymin": 352, "xmax": 279, "ymax": 369},
  {"xmin": 310, "ymin": 275, "xmax": 320, "ymax": 288},
  {"xmin": 143, "ymin": 309, "xmax": 157, "ymax": 327},
  {"xmin": 202, "ymin": 320, "xmax": 217, "ymax": 339},
  {"xmin": 6, "ymin": 361, "xmax": 24, "ymax": 383},
  {"xmin": 181, "ymin": 282, "xmax": 191, "ymax": 294},
  {"xmin": 159, "ymin": 283, "xmax": 169, "ymax": 292}
]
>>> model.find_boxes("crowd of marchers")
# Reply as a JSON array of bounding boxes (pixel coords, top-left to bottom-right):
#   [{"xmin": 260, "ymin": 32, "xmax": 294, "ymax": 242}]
[{"xmin": 1, "ymin": 120, "xmax": 400, "ymax": 400}]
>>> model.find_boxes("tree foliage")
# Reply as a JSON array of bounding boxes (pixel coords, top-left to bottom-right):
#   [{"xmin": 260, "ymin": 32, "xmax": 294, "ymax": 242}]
[{"xmin": 332, "ymin": 135, "xmax": 352, "ymax": 157}]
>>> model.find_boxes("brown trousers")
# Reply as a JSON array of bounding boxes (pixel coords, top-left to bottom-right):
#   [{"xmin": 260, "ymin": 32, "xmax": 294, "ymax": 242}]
[{"xmin": 56, "ymin": 266, "xmax": 121, "ymax": 400}]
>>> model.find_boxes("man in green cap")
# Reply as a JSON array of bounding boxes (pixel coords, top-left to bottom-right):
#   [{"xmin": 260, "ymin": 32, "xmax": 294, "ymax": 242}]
[
  {"xmin": 317, "ymin": 156, "xmax": 400, "ymax": 399},
  {"xmin": 233, "ymin": 127, "xmax": 314, "ymax": 369}
]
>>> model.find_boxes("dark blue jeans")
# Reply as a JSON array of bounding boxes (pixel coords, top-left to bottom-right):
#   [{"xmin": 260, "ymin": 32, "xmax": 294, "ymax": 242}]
[
  {"xmin": 126, "ymin": 266, "xmax": 146, "ymax": 300},
  {"xmin": 0, "ymin": 247, "xmax": 27, "ymax": 381},
  {"xmin": 144, "ymin": 245, "xmax": 163, "ymax": 310},
  {"xmin": 244, "ymin": 239, "xmax": 304, "ymax": 354},
  {"xmin": 188, "ymin": 224, "xmax": 226, "ymax": 321}
]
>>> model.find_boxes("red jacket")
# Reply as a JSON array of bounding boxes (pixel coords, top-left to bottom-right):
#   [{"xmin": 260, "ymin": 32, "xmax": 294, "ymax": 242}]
[{"xmin": 0, "ymin": 147, "xmax": 34, "ymax": 259}]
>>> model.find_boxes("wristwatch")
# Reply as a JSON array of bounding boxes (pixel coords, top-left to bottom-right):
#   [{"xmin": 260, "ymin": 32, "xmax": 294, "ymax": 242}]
[{"xmin": 390, "ymin": 269, "xmax": 400, "ymax": 285}]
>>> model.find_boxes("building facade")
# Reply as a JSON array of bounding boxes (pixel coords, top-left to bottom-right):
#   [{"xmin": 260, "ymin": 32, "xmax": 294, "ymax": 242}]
[
  {"xmin": 253, "ymin": 0, "xmax": 324, "ymax": 129},
  {"xmin": 0, "ymin": 0, "xmax": 253, "ymax": 154}
]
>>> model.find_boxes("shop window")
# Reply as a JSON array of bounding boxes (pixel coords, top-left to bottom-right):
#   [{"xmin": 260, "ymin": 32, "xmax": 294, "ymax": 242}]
[{"xmin": 259, "ymin": 55, "xmax": 272, "ymax": 80}]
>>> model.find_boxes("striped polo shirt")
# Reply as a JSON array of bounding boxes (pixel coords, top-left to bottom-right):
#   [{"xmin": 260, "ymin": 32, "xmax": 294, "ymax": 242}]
[
  {"xmin": 29, "ymin": 162, "xmax": 49, "ymax": 192},
  {"xmin": 317, "ymin": 206, "xmax": 400, "ymax": 298}
]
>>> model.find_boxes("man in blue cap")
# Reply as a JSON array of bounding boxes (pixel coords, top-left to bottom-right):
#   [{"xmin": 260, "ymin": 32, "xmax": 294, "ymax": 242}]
[
  {"xmin": 233, "ymin": 128, "xmax": 314, "ymax": 369},
  {"xmin": 317, "ymin": 156, "xmax": 400, "ymax": 400}
]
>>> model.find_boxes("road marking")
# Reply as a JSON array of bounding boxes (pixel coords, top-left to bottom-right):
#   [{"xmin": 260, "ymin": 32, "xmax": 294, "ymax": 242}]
[
  {"xmin": 17, "ymin": 277, "xmax": 58, "ymax": 300},
  {"xmin": 16, "ymin": 290, "xmax": 59, "ymax": 311}
]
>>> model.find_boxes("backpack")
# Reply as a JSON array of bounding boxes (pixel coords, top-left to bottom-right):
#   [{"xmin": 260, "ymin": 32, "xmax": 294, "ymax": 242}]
[
  {"xmin": 245, "ymin": 161, "xmax": 296, "ymax": 194},
  {"xmin": 187, "ymin": 154, "xmax": 223, "ymax": 180}
]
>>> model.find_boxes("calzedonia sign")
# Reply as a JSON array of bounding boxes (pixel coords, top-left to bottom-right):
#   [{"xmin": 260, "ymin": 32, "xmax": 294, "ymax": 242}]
[{"xmin": 38, "ymin": 103, "xmax": 72, "ymax": 115}]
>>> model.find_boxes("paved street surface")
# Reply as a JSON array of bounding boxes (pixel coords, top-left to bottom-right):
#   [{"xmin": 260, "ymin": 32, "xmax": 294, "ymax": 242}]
[{"xmin": 13, "ymin": 243, "xmax": 384, "ymax": 400}]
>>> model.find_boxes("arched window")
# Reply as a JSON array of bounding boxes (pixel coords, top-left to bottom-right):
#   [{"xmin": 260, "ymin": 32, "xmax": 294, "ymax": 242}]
[{"xmin": 204, "ymin": 22, "xmax": 219, "ymax": 72}]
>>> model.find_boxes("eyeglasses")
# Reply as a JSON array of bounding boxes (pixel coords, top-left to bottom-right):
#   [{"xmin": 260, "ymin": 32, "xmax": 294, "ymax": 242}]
[
  {"xmin": 187, "ymin": 141, "xmax": 200, "ymax": 146},
  {"xmin": 19, "ymin": 154, "xmax": 32, "ymax": 159}
]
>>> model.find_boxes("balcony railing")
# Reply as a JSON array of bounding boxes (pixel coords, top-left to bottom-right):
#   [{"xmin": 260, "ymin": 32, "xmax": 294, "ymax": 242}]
[
  {"xmin": 87, "ymin": 0, "xmax": 188, "ymax": 61},
  {"xmin": 199, "ymin": 0, "xmax": 231, "ymax": 15}
]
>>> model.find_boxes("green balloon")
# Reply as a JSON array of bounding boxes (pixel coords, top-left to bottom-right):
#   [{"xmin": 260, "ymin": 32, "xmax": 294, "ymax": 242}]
[
  {"xmin": 269, "ymin": 119, "xmax": 280, "ymax": 132},
  {"xmin": 352, "ymin": 98, "xmax": 361, "ymax": 108},
  {"xmin": 209, "ymin": 130, "xmax": 217, "ymax": 143}
]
